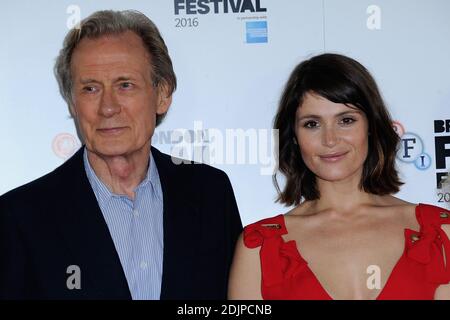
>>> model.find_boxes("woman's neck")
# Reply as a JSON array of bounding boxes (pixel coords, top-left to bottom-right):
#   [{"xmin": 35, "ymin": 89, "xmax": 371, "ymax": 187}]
[{"xmin": 312, "ymin": 173, "xmax": 383, "ymax": 215}]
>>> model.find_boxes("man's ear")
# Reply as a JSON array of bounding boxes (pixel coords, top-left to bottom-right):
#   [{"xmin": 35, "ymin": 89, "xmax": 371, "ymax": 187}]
[
  {"xmin": 156, "ymin": 83, "xmax": 172, "ymax": 115},
  {"xmin": 68, "ymin": 102, "xmax": 77, "ymax": 119}
]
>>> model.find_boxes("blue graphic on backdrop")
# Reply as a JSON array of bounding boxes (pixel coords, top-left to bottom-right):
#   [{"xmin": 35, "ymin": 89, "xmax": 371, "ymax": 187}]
[
  {"xmin": 397, "ymin": 132, "xmax": 432, "ymax": 170},
  {"xmin": 246, "ymin": 20, "xmax": 267, "ymax": 43}
]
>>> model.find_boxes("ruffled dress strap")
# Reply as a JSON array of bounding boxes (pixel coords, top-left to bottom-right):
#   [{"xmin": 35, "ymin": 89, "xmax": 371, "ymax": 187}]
[
  {"xmin": 406, "ymin": 204, "xmax": 450, "ymax": 284},
  {"xmin": 243, "ymin": 215, "xmax": 287, "ymax": 248},
  {"xmin": 243, "ymin": 215, "xmax": 307, "ymax": 287}
]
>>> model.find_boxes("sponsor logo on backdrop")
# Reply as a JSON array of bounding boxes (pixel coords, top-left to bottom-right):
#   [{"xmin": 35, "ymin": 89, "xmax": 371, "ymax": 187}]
[
  {"xmin": 395, "ymin": 118, "xmax": 450, "ymax": 205},
  {"xmin": 173, "ymin": 0, "xmax": 268, "ymax": 44},
  {"xmin": 395, "ymin": 121, "xmax": 433, "ymax": 178},
  {"xmin": 434, "ymin": 119, "xmax": 450, "ymax": 189},
  {"xmin": 52, "ymin": 133, "xmax": 81, "ymax": 160},
  {"xmin": 246, "ymin": 20, "xmax": 267, "ymax": 43},
  {"xmin": 395, "ymin": 120, "xmax": 432, "ymax": 171},
  {"xmin": 174, "ymin": 0, "xmax": 267, "ymax": 15},
  {"xmin": 397, "ymin": 131, "xmax": 432, "ymax": 171}
]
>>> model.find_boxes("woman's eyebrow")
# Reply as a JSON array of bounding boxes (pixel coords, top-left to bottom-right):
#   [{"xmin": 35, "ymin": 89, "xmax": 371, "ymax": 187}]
[{"xmin": 297, "ymin": 110, "xmax": 361, "ymax": 121}]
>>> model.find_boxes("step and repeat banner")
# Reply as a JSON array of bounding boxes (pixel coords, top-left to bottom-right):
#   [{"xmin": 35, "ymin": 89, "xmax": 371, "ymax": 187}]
[{"xmin": 1, "ymin": 0, "xmax": 450, "ymax": 225}]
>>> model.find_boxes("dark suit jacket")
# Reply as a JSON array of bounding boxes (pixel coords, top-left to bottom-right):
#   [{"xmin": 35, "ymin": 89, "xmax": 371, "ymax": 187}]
[{"xmin": 0, "ymin": 147, "xmax": 242, "ymax": 299}]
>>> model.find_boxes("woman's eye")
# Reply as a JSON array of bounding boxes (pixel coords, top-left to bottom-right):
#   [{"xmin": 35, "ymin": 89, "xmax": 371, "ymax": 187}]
[
  {"xmin": 341, "ymin": 117, "xmax": 356, "ymax": 125},
  {"xmin": 304, "ymin": 121, "xmax": 318, "ymax": 128}
]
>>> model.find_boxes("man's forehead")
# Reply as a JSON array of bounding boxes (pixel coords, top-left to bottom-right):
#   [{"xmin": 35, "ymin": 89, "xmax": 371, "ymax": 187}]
[
  {"xmin": 71, "ymin": 32, "xmax": 152, "ymax": 80},
  {"xmin": 76, "ymin": 30, "xmax": 146, "ymax": 50},
  {"xmin": 71, "ymin": 31, "xmax": 151, "ymax": 65}
]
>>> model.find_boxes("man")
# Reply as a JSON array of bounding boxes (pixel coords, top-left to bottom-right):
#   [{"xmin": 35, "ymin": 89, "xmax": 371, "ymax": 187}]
[{"xmin": 0, "ymin": 10, "xmax": 242, "ymax": 300}]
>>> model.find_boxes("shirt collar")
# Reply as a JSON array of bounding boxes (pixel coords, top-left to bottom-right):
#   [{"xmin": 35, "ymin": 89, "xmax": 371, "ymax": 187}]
[{"xmin": 83, "ymin": 147, "xmax": 163, "ymax": 205}]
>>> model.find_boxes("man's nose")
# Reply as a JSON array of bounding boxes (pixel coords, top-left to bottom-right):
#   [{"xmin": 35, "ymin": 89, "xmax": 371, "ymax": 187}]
[{"xmin": 98, "ymin": 88, "xmax": 121, "ymax": 117}]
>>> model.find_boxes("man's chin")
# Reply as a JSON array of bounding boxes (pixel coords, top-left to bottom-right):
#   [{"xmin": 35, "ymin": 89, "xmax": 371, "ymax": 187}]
[
  {"xmin": 86, "ymin": 145, "xmax": 131, "ymax": 158},
  {"xmin": 86, "ymin": 143, "xmax": 151, "ymax": 159}
]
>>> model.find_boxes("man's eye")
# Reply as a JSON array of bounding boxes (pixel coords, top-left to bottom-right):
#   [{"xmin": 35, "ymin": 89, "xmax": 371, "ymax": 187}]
[
  {"xmin": 120, "ymin": 82, "xmax": 133, "ymax": 89},
  {"xmin": 304, "ymin": 121, "xmax": 318, "ymax": 128},
  {"xmin": 82, "ymin": 86, "xmax": 97, "ymax": 93}
]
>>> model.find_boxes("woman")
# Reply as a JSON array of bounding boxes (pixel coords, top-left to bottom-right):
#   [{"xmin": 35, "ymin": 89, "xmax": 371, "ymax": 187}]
[{"xmin": 228, "ymin": 53, "xmax": 450, "ymax": 300}]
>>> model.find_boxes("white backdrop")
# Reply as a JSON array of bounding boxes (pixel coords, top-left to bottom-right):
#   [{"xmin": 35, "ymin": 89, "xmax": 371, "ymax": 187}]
[{"xmin": 1, "ymin": 0, "xmax": 450, "ymax": 225}]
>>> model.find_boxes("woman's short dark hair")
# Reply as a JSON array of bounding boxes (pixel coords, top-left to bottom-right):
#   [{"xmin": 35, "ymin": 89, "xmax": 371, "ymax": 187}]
[{"xmin": 273, "ymin": 53, "xmax": 403, "ymax": 206}]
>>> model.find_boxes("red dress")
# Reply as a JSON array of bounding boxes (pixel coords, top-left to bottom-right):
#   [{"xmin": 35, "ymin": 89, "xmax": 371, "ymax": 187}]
[{"xmin": 243, "ymin": 203, "xmax": 450, "ymax": 300}]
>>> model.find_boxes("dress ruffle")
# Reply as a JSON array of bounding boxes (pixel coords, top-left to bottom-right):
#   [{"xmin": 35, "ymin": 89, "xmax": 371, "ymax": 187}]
[
  {"xmin": 244, "ymin": 215, "xmax": 308, "ymax": 287},
  {"xmin": 406, "ymin": 205, "xmax": 450, "ymax": 284}
]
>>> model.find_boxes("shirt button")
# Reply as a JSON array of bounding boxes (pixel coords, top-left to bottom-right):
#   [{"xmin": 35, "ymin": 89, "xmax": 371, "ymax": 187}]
[
  {"xmin": 140, "ymin": 261, "xmax": 148, "ymax": 269},
  {"xmin": 133, "ymin": 209, "xmax": 139, "ymax": 217}
]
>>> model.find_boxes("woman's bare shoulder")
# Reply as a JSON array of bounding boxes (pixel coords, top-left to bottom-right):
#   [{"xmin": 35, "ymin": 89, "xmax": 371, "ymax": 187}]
[
  {"xmin": 384, "ymin": 195, "xmax": 416, "ymax": 207},
  {"xmin": 375, "ymin": 196, "xmax": 419, "ymax": 228}
]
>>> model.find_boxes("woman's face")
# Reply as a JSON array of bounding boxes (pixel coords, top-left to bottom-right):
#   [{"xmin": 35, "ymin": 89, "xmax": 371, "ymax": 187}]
[{"xmin": 295, "ymin": 92, "xmax": 369, "ymax": 184}]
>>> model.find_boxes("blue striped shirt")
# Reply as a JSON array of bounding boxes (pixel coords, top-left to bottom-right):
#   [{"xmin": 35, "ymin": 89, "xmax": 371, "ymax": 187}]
[{"xmin": 83, "ymin": 148, "xmax": 164, "ymax": 300}]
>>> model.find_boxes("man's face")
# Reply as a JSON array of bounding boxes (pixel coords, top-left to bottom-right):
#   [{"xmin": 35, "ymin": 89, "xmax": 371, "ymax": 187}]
[{"xmin": 70, "ymin": 31, "xmax": 171, "ymax": 157}]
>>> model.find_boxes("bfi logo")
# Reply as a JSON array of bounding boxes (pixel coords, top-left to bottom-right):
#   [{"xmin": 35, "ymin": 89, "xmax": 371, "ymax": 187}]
[
  {"xmin": 397, "ymin": 132, "xmax": 431, "ymax": 171},
  {"xmin": 434, "ymin": 119, "xmax": 450, "ymax": 188}
]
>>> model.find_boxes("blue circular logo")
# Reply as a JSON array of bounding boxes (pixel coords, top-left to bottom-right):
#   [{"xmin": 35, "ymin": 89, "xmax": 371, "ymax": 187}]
[
  {"xmin": 397, "ymin": 132, "xmax": 424, "ymax": 163},
  {"xmin": 414, "ymin": 153, "xmax": 432, "ymax": 170}
]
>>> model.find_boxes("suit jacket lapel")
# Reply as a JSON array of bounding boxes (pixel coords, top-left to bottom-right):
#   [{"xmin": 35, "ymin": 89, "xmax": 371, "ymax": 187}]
[
  {"xmin": 152, "ymin": 147, "xmax": 201, "ymax": 299},
  {"xmin": 52, "ymin": 147, "xmax": 131, "ymax": 299}
]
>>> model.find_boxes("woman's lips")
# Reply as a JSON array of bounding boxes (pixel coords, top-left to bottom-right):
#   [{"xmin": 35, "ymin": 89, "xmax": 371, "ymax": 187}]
[{"xmin": 319, "ymin": 151, "xmax": 349, "ymax": 162}]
